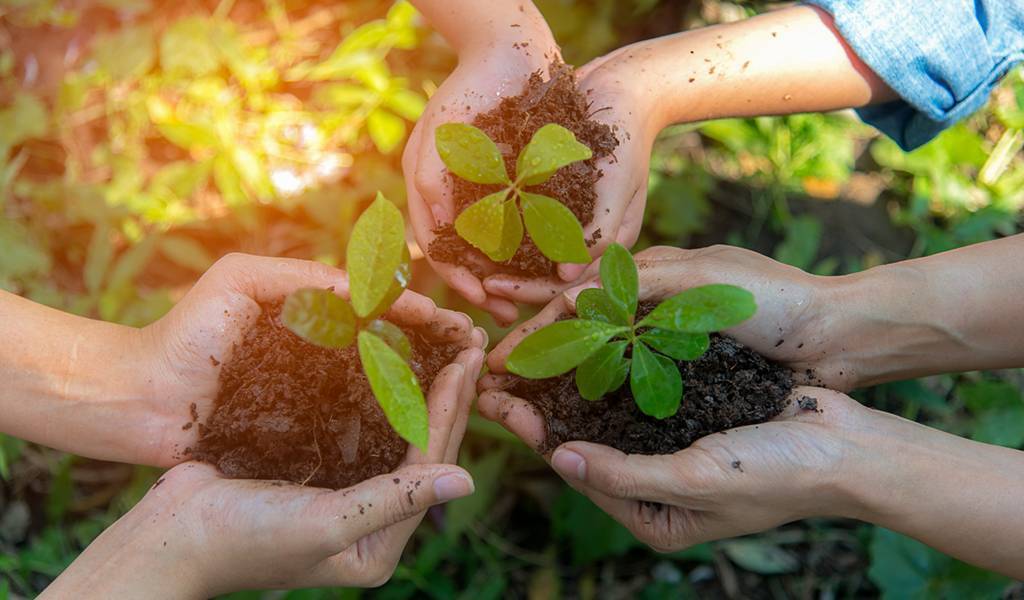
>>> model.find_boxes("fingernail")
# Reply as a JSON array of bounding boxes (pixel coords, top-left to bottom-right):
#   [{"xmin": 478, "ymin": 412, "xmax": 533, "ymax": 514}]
[
  {"xmin": 552, "ymin": 449, "xmax": 586, "ymax": 481},
  {"xmin": 475, "ymin": 326, "xmax": 490, "ymax": 349},
  {"xmin": 433, "ymin": 472, "xmax": 474, "ymax": 502}
]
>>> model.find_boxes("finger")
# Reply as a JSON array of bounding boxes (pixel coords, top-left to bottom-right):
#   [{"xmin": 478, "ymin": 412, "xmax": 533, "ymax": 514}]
[
  {"xmin": 444, "ymin": 347, "xmax": 485, "ymax": 464},
  {"xmin": 483, "ymin": 273, "xmax": 572, "ymax": 305},
  {"xmin": 478, "ymin": 295, "xmax": 520, "ymax": 326},
  {"xmin": 404, "ymin": 361, "xmax": 467, "ymax": 465},
  {"xmin": 772, "ymin": 386, "xmax": 855, "ymax": 423},
  {"xmin": 477, "ymin": 372, "xmax": 515, "ymax": 394},
  {"xmin": 209, "ymin": 253, "xmax": 349, "ymax": 303},
  {"xmin": 486, "ymin": 296, "xmax": 571, "ymax": 373},
  {"xmin": 310, "ymin": 464, "xmax": 474, "ymax": 555},
  {"xmin": 614, "ymin": 185, "xmax": 646, "ymax": 248},
  {"xmin": 477, "ymin": 390, "xmax": 547, "ymax": 452},
  {"xmin": 551, "ymin": 442, "xmax": 683, "ymax": 505},
  {"xmin": 387, "ymin": 291, "xmax": 473, "ymax": 344}
]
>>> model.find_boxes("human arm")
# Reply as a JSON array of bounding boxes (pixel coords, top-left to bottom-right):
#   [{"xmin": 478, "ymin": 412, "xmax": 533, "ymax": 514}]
[
  {"xmin": 403, "ymin": 0, "xmax": 563, "ymax": 323},
  {"xmin": 43, "ymin": 344, "xmax": 482, "ymax": 598},
  {"xmin": 0, "ymin": 253, "xmax": 482, "ymax": 467},
  {"xmin": 476, "ymin": 385, "xmax": 1024, "ymax": 578}
]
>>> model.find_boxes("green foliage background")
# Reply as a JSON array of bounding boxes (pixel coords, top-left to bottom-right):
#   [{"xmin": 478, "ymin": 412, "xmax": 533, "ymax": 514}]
[{"xmin": 1, "ymin": 0, "xmax": 1023, "ymax": 597}]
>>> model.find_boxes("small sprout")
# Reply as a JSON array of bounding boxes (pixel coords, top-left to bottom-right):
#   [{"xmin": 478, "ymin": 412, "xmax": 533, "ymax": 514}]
[
  {"xmin": 506, "ymin": 243, "xmax": 757, "ymax": 419},
  {"xmin": 280, "ymin": 192, "xmax": 429, "ymax": 451},
  {"xmin": 435, "ymin": 122, "xmax": 592, "ymax": 264}
]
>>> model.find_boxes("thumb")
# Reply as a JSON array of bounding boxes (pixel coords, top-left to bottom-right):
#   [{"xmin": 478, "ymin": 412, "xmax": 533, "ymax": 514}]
[
  {"xmin": 312, "ymin": 464, "xmax": 474, "ymax": 554},
  {"xmin": 551, "ymin": 442, "xmax": 681, "ymax": 505}
]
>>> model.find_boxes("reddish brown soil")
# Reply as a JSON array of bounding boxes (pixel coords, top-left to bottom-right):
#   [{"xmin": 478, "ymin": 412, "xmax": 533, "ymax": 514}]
[
  {"xmin": 508, "ymin": 329, "xmax": 794, "ymax": 455},
  {"xmin": 192, "ymin": 301, "xmax": 462, "ymax": 490},
  {"xmin": 427, "ymin": 62, "xmax": 619, "ymax": 278}
]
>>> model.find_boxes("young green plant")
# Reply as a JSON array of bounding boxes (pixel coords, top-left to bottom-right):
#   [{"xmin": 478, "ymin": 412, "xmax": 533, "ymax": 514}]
[
  {"xmin": 506, "ymin": 243, "xmax": 757, "ymax": 419},
  {"xmin": 435, "ymin": 122, "xmax": 593, "ymax": 263},
  {"xmin": 280, "ymin": 192, "xmax": 428, "ymax": 450}
]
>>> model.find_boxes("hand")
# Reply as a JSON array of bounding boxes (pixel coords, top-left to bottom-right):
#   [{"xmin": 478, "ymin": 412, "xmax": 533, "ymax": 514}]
[
  {"xmin": 478, "ymin": 385, "xmax": 866, "ymax": 552},
  {"xmin": 135, "ymin": 253, "xmax": 483, "ymax": 467},
  {"xmin": 403, "ymin": 29, "xmax": 561, "ymax": 324},
  {"xmin": 479, "ymin": 41, "xmax": 663, "ymax": 305},
  {"xmin": 483, "ymin": 244, "xmax": 856, "ymax": 391},
  {"xmin": 46, "ymin": 341, "xmax": 483, "ymax": 598}
]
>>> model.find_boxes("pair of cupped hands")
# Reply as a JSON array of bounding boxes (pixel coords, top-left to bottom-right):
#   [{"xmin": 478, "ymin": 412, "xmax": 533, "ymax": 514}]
[{"xmin": 71, "ymin": 42, "xmax": 873, "ymax": 597}]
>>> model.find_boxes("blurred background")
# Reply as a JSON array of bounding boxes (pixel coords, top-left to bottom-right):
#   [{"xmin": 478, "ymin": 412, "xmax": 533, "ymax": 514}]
[{"xmin": 1, "ymin": 0, "xmax": 1023, "ymax": 597}]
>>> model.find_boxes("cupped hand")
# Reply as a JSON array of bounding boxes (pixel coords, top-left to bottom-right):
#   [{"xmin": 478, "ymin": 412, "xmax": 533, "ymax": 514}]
[
  {"xmin": 403, "ymin": 31, "xmax": 562, "ymax": 324},
  {"xmin": 135, "ymin": 252, "xmax": 484, "ymax": 467},
  {"xmin": 481, "ymin": 41, "xmax": 664, "ymax": 305},
  {"xmin": 483, "ymin": 244, "xmax": 857, "ymax": 391},
  {"xmin": 47, "ymin": 343, "xmax": 484, "ymax": 597},
  {"xmin": 478, "ymin": 384, "xmax": 867, "ymax": 553}
]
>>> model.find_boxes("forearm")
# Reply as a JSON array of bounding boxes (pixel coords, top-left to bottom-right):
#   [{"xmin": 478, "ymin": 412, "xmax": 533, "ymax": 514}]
[
  {"xmin": 0, "ymin": 291, "xmax": 155, "ymax": 462},
  {"xmin": 841, "ymin": 408, "xmax": 1024, "ymax": 578},
  {"xmin": 827, "ymin": 235, "xmax": 1024, "ymax": 386},
  {"xmin": 609, "ymin": 5, "xmax": 894, "ymax": 131},
  {"xmin": 409, "ymin": 0, "xmax": 553, "ymax": 56}
]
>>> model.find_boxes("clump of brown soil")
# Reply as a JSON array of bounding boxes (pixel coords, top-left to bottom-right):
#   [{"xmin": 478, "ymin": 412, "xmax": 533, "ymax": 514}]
[
  {"xmin": 427, "ymin": 62, "xmax": 619, "ymax": 278},
  {"xmin": 507, "ymin": 334, "xmax": 794, "ymax": 455},
  {"xmin": 192, "ymin": 301, "xmax": 462, "ymax": 490}
]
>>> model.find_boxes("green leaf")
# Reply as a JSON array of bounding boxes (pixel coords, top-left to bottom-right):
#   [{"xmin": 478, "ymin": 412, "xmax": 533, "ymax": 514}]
[
  {"xmin": 347, "ymin": 192, "xmax": 408, "ymax": 319},
  {"xmin": 454, "ymin": 190, "xmax": 510, "ymax": 259},
  {"xmin": 491, "ymin": 196, "xmax": 524, "ymax": 262},
  {"xmin": 161, "ymin": 18, "xmax": 220, "ymax": 76},
  {"xmin": 384, "ymin": 88, "xmax": 426, "ymax": 121},
  {"xmin": 575, "ymin": 340, "xmax": 630, "ymax": 400},
  {"xmin": 84, "ymin": 221, "xmax": 113, "ymax": 295},
  {"xmin": 516, "ymin": 124, "xmax": 593, "ymax": 186},
  {"xmin": 775, "ymin": 215, "xmax": 822, "ymax": 270},
  {"xmin": 630, "ymin": 342, "xmax": 682, "ymax": 419},
  {"xmin": 575, "ymin": 288, "xmax": 627, "ymax": 325},
  {"xmin": 91, "ymin": 25, "xmax": 155, "ymax": 80},
  {"xmin": 281, "ymin": 288, "xmax": 356, "ymax": 349},
  {"xmin": 358, "ymin": 330, "xmax": 428, "ymax": 451},
  {"xmin": 0, "ymin": 218, "xmax": 50, "ymax": 282},
  {"xmin": 435, "ymin": 123, "xmax": 510, "ymax": 185},
  {"xmin": 368, "ymin": 109, "xmax": 406, "ymax": 154},
  {"xmin": 599, "ymin": 243, "xmax": 638, "ymax": 322},
  {"xmin": 638, "ymin": 329, "xmax": 709, "ymax": 361},
  {"xmin": 361, "ymin": 245, "xmax": 411, "ymax": 321},
  {"xmin": 520, "ymin": 192, "xmax": 591, "ymax": 263},
  {"xmin": 507, "ymin": 320, "xmax": 629, "ymax": 379},
  {"xmin": 365, "ymin": 319, "xmax": 412, "ymax": 361},
  {"xmin": 640, "ymin": 284, "xmax": 756, "ymax": 333}
]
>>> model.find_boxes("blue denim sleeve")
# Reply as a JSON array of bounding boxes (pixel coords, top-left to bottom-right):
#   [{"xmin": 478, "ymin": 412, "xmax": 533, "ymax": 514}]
[{"xmin": 804, "ymin": 0, "xmax": 1024, "ymax": 150}]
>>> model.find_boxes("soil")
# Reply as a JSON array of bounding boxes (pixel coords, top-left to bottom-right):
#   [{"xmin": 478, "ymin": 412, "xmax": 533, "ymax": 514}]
[
  {"xmin": 506, "ymin": 306, "xmax": 794, "ymax": 455},
  {"xmin": 191, "ymin": 301, "xmax": 463, "ymax": 490},
  {"xmin": 427, "ymin": 61, "xmax": 619, "ymax": 278}
]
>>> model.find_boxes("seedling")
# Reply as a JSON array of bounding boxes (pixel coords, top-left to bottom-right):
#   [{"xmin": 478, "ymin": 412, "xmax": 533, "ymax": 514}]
[
  {"xmin": 506, "ymin": 243, "xmax": 757, "ymax": 418},
  {"xmin": 280, "ymin": 192, "xmax": 428, "ymax": 450},
  {"xmin": 435, "ymin": 122, "xmax": 593, "ymax": 263}
]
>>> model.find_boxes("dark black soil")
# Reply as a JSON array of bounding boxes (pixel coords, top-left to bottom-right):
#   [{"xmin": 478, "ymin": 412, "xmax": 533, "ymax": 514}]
[
  {"xmin": 191, "ymin": 301, "xmax": 463, "ymax": 489},
  {"xmin": 507, "ymin": 329, "xmax": 794, "ymax": 455},
  {"xmin": 427, "ymin": 62, "xmax": 619, "ymax": 278}
]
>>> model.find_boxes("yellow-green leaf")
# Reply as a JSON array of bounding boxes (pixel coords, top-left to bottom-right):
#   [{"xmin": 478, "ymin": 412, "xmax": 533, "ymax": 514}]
[
  {"xmin": 436, "ymin": 123, "xmax": 510, "ymax": 185},
  {"xmin": 281, "ymin": 288, "xmax": 356, "ymax": 349},
  {"xmin": 520, "ymin": 192, "xmax": 590, "ymax": 263},
  {"xmin": 347, "ymin": 192, "xmax": 408, "ymax": 318},
  {"xmin": 454, "ymin": 190, "xmax": 509, "ymax": 258},
  {"xmin": 358, "ymin": 330, "xmax": 428, "ymax": 451},
  {"xmin": 516, "ymin": 124, "xmax": 592, "ymax": 186},
  {"xmin": 91, "ymin": 25, "xmax": 155, "ymax": 80},
  {"xmin": 368, "ymin": 109, "xmax": 406, "ymax": 154},
  {"xmin": 639, "ymin": 284, "xmax": 757, "ymax": 333},
  {"xmin": 490, "ymin": 197, "xmax": 524, "ymax": 262}
]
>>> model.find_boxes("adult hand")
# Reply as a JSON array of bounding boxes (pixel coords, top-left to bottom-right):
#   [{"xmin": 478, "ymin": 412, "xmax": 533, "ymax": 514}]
[
  {"xmin": 483, "ymin": 244, "xmax": 855, "ymax": 391},
  {"xmin": 478, "ymin": 384, "xmax": 866, "ymax": 552},
  {"xmin": 45, "ymin": 338, "xmax": 484, "ymax": 598},
  {"xmin": 403, "ymin": 23, "xmax": 561, "ymax": 324},
  {"xmin": 137, "ymin": 253, "xmax": 484, "ymax": 467}
]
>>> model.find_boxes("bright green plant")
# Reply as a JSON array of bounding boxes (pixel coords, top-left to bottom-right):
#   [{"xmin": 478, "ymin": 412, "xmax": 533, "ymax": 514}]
[
  {"xmin": 280, "ymin": 192, "xmax": 428, "ymax": 451},
  {"xmin": 434, "ymin": 122, "xmax": 593, "ymax": 263},
  {"xmin": 506, "ymin": 243, "xmax": 756, "ymax": 418}
]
